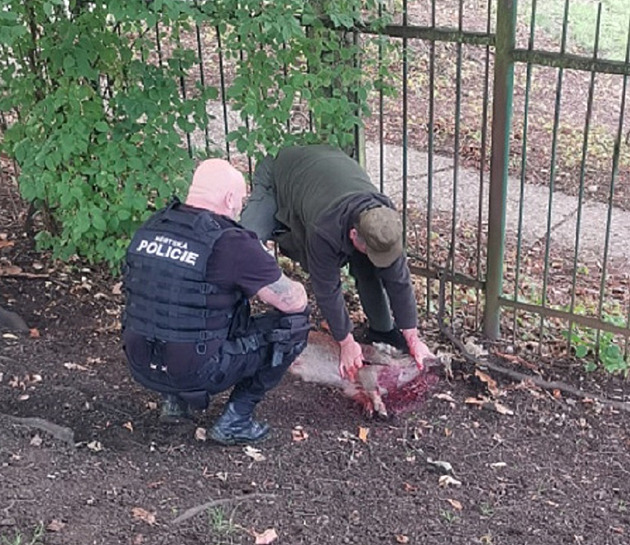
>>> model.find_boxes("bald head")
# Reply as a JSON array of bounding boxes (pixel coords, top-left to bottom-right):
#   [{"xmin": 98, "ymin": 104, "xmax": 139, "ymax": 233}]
[{"xmin": 186, "ymin": 159, "xmax": 247, "ymax": 220}]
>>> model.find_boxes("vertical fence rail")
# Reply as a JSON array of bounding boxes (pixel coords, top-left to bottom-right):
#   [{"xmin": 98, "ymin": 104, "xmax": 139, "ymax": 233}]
[
  {"xmin": 450, "ymin": 0, "xmax": 464, "ymax": 323},
  {"xmin": 483, "ymin": 0, "xmax": 517, "ymax": 340},
  {"xmin": 512, "ymin": 0, "xmax": 537, "ymax": 344},
  {"xmin": 538, "ymin": 0, "xmax": 570, "ymax": 351},
  {"xmin": 567, "ymin": 5, "xmax": 602, "ymax": 352},
  {"xmin": 424, "ymin": 0, "xmax": 437, "ymax": 316},
  {"xmin": 401, "ymin": 0, "xmax": 409, "ymax": 248},
  {"xmin": 475, "ymin": 0, "xmax": 493, "ymax": 330}
]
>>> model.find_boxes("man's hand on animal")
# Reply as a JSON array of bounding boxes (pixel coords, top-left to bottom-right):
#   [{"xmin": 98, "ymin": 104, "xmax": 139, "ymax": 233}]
[
  {"xmin": 402, "ymin": 328, "xmax": 436, "ymax": 371},
  {"xmin": 290, "ymin": 331, "xmax": 439, "ymax": 419},
  {"xmin": 338, "ymin": 333, "xmax": 364, "ymax": 381}
]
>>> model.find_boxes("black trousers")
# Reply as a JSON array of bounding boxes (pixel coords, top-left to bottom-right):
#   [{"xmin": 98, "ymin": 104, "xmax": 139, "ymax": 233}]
[{"xmin": 127, "ymin": 308, "xmax": 310, "ymax": 412}]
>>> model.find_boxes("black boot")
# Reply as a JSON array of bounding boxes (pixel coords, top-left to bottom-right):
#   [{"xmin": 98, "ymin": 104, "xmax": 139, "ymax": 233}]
[
  {"xmin": 159, "ymin": 394, "xmax": 193, "ymax": 425},
  {"xmin": 209, "ymin": 403, "xmax": 270, "ymax": 446},
  {"xmin": 365, "ymin": 327, "xmax": 409, "ymax": 353}
]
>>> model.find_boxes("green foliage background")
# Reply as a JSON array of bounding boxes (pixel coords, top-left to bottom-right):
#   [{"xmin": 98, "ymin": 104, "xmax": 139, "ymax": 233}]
[{"xmin": 0, "ymin": 0, "xmax": 391, "ymax": 267}]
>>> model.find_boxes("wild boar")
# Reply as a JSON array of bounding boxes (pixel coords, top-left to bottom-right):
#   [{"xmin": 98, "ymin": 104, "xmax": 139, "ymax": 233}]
[{"xmin": 289, "ymin": 331, "xmax": 439, "ymax": 418}]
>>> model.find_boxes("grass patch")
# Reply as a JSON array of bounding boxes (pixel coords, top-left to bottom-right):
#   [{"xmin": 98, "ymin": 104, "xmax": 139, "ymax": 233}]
[{"xmin": 520, "ymin": 0, "xmax": 630, "ymax": 61}]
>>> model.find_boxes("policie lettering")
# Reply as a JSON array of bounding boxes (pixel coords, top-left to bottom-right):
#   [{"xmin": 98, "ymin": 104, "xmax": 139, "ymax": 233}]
[{"xmin": 135, "ymin": 236, "xmax": 199, "ymax": 266}]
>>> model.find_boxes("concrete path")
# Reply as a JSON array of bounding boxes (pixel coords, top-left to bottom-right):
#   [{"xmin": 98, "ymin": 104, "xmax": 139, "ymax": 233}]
[{"xmin": 364, "ymin": 141, "xmax": 630, "ymax": 265}]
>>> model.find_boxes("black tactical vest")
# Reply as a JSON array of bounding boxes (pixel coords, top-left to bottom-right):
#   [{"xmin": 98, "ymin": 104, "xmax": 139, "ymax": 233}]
[{"xmin": 122, "ymin": 199, "xmax": 242, "ymax": 344}]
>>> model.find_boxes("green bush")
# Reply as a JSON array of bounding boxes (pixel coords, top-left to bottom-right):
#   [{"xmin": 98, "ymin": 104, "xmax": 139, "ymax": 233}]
[{"xmin": 0, "ymin": 0, "xmax": 391, "ymax": 267}]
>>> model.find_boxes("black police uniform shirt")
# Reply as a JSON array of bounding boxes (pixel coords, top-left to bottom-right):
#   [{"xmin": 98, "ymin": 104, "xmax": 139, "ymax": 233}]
[{"xmin": 123, "ymin": 222, "xmax": 282, "ymax": 377}]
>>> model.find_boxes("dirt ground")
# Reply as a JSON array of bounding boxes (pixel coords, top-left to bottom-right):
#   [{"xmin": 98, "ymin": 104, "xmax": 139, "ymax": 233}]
[{"xmin": 2, "ymin": 175, "xmax": 630, "ymax": 545}]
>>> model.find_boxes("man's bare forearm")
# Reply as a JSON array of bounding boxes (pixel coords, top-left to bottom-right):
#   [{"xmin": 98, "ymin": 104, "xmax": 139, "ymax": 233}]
[{"xmin": 256, "ymin": 274, "xmax": 308, "ymax": 313}]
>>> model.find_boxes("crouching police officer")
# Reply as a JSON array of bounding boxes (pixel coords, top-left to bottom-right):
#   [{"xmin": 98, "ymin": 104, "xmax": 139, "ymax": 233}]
[{"xmin": 121, "ymin": 159, "xmax": 310, "ymax": 445}]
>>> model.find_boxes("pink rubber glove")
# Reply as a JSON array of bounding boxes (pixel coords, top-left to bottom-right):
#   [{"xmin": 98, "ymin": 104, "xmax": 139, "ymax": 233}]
[
  {"xmin": 338, "ymin": 333, "xmax": 364, "ymax": 381},
  {"xmin": 402, "ymin": 328, "xmax": 436, "ymax": 371}
]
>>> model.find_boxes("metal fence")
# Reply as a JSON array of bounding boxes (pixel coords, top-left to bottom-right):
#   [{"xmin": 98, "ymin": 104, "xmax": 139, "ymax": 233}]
[{"xmin": 164, "ymin": 0, "xmax": 630, "ymax": 367}]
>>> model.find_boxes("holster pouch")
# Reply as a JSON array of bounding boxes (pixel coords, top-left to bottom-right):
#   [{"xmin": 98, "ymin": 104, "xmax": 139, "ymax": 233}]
[
  {"xmin": 265, "ymin": 309, "xmax": 311, "ymax": 368},
  {"xmin": 227, "ymin": 297, "xmax": 251, "ymax": 340}
]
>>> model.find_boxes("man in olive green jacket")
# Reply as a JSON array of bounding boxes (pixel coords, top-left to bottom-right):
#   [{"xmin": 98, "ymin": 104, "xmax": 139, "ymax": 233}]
[{"xmin": 241, "ymin": 145, "xmax": 434, "ymax": 381}]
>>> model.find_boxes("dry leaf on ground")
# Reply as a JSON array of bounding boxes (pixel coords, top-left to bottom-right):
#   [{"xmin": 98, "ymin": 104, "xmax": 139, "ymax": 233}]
[
  {"xmin": 438, "ymin": 475, "xmax": 462, "ymax": 488},
  {"xmin": 132, "ymin": 507, "xmax": 156, "ymax": 526},
  {"xmin": 243, "ymin": 445, "xmax": 266, "ymax": 462},
  {"xmin": 395, "ymin": 535, "xmax": 409, "ymax": 543},
  {"xmin": 475, "ymin": 369, "xmax": 498, "ymax": 396},
  {"xmin": 358, "ymin": 426, "xmax": 369, "ymax": 443},
  {"xmin": 447, "ymin": 498, "xmax": 463, "ymax": 510},
  {"xmin": 253, "ymin": 528, "xmax": 278, "ymax": 544},
  {"xmin": 87, "ymin": 440, "xmax": 103, "ymax": 452},
  {"xmin": 427, "ymin": 458, "xmax": 453, "ymax": 474},
  {"xmin": 291, "ymin": 426, "xmax": 308, "ymax": 442},
  {"xmin": 63, "ymin": 362, "xmax": 89, "ymax": 371},
  {"xmin": 46, "ymin": 519, "xmax": 66, "ymax": 532},
  {"xmin": 434, "ymin": 392, "xmax": 456, "ymax": 404},
  {"xmin": 195, "ymin": 427, "xmax": 207, "ymax": 441}
]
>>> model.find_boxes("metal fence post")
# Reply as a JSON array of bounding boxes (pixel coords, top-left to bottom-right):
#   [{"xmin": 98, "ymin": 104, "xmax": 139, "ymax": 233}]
[{"xmin": 483, "ymin": 0, "xmax": 517, "ymax": 340}]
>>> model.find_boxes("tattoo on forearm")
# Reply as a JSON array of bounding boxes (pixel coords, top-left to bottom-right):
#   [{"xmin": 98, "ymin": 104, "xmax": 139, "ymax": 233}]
[{"xmin": 268, "ymin": 276, "xmax": 299, "ymax": 306}]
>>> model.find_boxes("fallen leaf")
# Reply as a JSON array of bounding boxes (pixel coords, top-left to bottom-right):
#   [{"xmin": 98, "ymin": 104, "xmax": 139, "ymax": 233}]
[
  {"xmin": 30, "ymin": 434, "xmax": 43, "ymax": 447},
  {"xmin": 131, "ymin": 507, "xmax": 156, "ymax": 526},
  {"xmin": 123, "ymin": 421, "xmax": 134, "ymax": 432},
  {"xmin": 438, "ymin": 475, "xmax": 462, "ymax": 488},
  {"xmin": 29, "ymin": 328, "xmax": 40, "ymax": 339},
  {"xmin": 395, "ymin": 535, "xmax": 409, "ymax": 543},
  {"xmin": 403, "ymin": 482, "xmax": 417, "ymax": 493},
  {"xmin": 254, "ymin": 528, "xmax": 278, "ymax": 544},
  {"xmin": 63, "ymin": 362, "xmax": 89, "ymax": 371},
  {"xmin": 46, "ymin": 519, "xmax": 65, "ymax": 532},
  {"xmin": 358, "ymin": 426, "xmax": 369, "ymax": 443},
  {"xmin": 434, "ymin": 392, "xmax": 456, "ymax": 403},
  {"xmin": 112, "ymin": 282, "xmax": 123, "ymax": 295},
  {"xmin": 0, "ymin": 240, "xmax": 14, "ymax": 249},
  {"xmin": 444, "ymin": 427, "xmax": 452, "ymax": 437},
  {"xmin": 464, "ymin": 338, "xmax": 488, "ymax": 357},
  {"xmin": 465, "ymin": 396, "xmax": 486, "ymax": 407},
  {"xmin": 18, "ymin": 394, "xmax": 30, "ymax": 401},
  {"xmin": 427, "ymin": 458, "xmax": 453, "ymax": 474},
  {"xmin": 87, "ymin": 440, "xmax": 103, "ymax": 452},
  {"xmin": 552, "ymin": 389, "xmax": 562, "ymax": 400},
  {"xmin": 475, "ymin": 369, "xmax": 498, "ymax": 396},
  {"xmin": 291, "ymin": 426, "xmax": 308, "ymax": 442},
  {"xmin": 195, "ymin": 427, "xmax": 207, "ymax": 441},
  {"xmin": 147, "ymin": 401, "xmax": 158, "ymax": 410},
  {"xmin": 243, "ymin": 445, "xmax": 266, "ymax": 462},
  {"xmin": 447, "ymin": 498, "xmax": 463, "ymax": 511},
  {"xmin": 493, "ymin": 401, "xmax": 514, "ymax": 416},
  {"xmin": 2, "ymin": 333, "xmax": 19, "ymax": 340}
]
